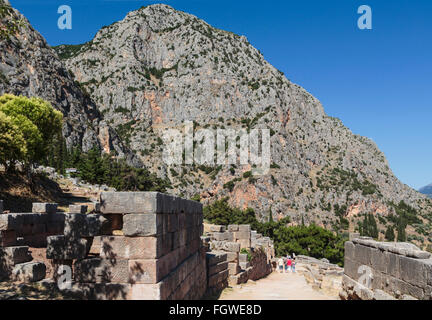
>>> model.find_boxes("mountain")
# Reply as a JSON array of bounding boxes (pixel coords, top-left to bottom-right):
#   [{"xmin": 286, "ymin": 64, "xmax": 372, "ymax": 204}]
[
  {"xmin": 419, "ymin": 184, "xmax": 432, "ymax": 199},
  {"xmin": 3, "ymin": 2, "xmax": 431, "ymax": 241},
  {"xmin": 0, "ymin": 1, "xmax": 139, "ymax": 165}
]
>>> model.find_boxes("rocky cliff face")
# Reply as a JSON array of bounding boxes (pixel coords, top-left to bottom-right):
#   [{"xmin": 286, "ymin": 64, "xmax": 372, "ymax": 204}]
[
  {"xmin": 0, "ymin": 1, "xmax": 139, "ymax": 165},
  {"xmin": 4, "ymin": 3, "xmax": 430, "ymax": 238},
  {"xmin": 54, "ymin": 4, "xmax": 432, "ymax": 232}
]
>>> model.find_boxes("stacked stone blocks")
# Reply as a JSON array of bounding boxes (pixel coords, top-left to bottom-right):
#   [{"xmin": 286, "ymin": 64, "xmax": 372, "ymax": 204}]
[
  {"xmin": 205, "ymin": 223, "xmax": 275, "ymax": 289},
  {"xmin": 341, "ymin": 237, "xmax": 432, "ymax": 300},
  {"xmin": 54, "ymin": 192, "xmax": 206, "ymax": 300}
]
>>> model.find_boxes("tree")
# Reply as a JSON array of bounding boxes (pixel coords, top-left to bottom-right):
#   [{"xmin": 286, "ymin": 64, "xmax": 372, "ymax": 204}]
[
  {"xmin": 0, "ymin": 94, "xmax": 63, "ymax": 169},
  {"xmin": 203, "ymin": 200, "xmax": 345, "ymax": 266},
  {"xmin": 384, "ymin": 225, "xmax": 395, "ymax": 241},
  {"xmin": 0, "ymin": 111, "xmax": 27, "ymax": 170},
  {"xmin": 397, "ymin": 219, "xmax": 407, "ymax": 242},
  {"xmin": 359, "ymin": 213, "xmax": 379, "ymax": 239}
]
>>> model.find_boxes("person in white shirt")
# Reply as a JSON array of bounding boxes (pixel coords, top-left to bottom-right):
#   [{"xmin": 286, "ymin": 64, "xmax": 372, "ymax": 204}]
[{"xmin": 277, "ymin": 257, "xmax": 284, "ymax": 273}]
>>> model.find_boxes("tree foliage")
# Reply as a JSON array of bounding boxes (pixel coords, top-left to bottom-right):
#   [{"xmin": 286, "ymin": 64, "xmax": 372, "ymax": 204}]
[
  {"xmin": 64, "ymin": 147, "xmax": 171, "ymax": 192},
  {"xmin": 0, "ymin": 94, "xmax": 62, "ymax": 170},
  {"xmin": 384, "ymin": 225, "xmax": 395, "ymax": 241},
  {"xmin": 359, "ymin": 213, "xmax": 379, "ymax": 239},
  {"xmin": 0, "ymin": 111, "xmax": 27, "ymax": 166},
  {"xmin": 203, "ymin": 198, "xmax": 346, "ymax": 266}
]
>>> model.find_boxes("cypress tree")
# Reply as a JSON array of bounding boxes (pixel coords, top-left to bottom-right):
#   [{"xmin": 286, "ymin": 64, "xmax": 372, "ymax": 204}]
[{"xmin": 385, "ymin": 225, "xmax": 395, "ymax": 241}]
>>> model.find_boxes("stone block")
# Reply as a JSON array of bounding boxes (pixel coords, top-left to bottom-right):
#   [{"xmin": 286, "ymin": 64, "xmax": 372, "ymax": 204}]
[
  {"xmin": 64, "ymin": 213, "xmax": 107, "ymax": 238},
  {"xmin": 99, "ymin": 236, "xmax": 166, "ymax": 260},
  {"xmin": 344, "ymin": 241, "xmax": 355, "ymax": 261},
  {"xmin": 238, "ymin": 239, "xmax": 251, "ymax": 249},
  {"xmin": 228, "ymin": 262, "xmax": 240, "ymax": 275},
  {"xmin": 234, "ymin": 231, "xmax": 250, "ymax": 240},
  {"xmin": 100, "ymin": 192, "xmax": 202, "ymax": 215},
  {"xmin": 349, "ymin": 233, "xmax": 360, "ymax": 241},
  {"xmin": 370, "ymin": 247, "xmax": 387, "ymax": 274},
  {"xmin": 208, "ymin": 261, "xmax": 228, "ymax": 276},
  {"xmin": 384, "ymin": 251, "xmax": 400, "ymax": 278},
  {"xmin": 210, "ymin": 225, "xmax": 226, "ymax": 232},
  {"xmin": 129, "ymin": 248, "xmax": 180, "ymax": 284},
  {"xmin": 22, "ymin": 233, "xmax": 49, "ymax": 248},
  {"xmin": 130, "ymin": 283, "xmax": 164, "ymax": 300},
  {"xmin": 399, "ymin": 255, "xmax": 427, "ymax": 287},
  {"xmin": 32, "ymin": 203, "xmax": 57, "ymax": 214},
  {"xmin": 226, "ymin": 251, "xmax": 239, "ymax": 263},
  {"xmin": 1, "ymin": 213, "xmax": 46, "ymax": 233},
  {"xmin": 208, "ymin": 269, "xmax": 229, "ymax": 287},
  {"xmin": 89, "ymin": 236, "xmax": 102, "ymax": 255},
  {"xmin": 46, "ymin": 221, "xmax": 65, "ymax": 235},
  {"xmin": 122, "ymin": 214, "xmax": 163, "ymax": 237},
  {"xmin": 239, "ymin": 261, "xmax": 250, "ymax": 270},
  {"xmin": 238, "ymin": 225, "xmax": 251, "ymax": 233},
  {"xmin": 239, "ymin": 253, "xmax": 248, "ymax": 263},
  {"xmin": 206, "ymin": 251, "xmax": 227, "ymax": 266},
  {"xmin": 344, "ymin": 257, "xmax": 363, "ymax": 281},
  {"xmin": 388, "ymin": 276, "xmax": 425, "ymax": 300},
  {"xmin": 228, "ymin": 225, "xmax": 239, "ymax": 232},
  {"xmin": 92, "ymin": 202, "xmax": 101, "ymax": 213},
  {"xmin": 354, "ymin": 244, "xmax": 372, "ymax": 266},
  {"xmin": 0, "ymin": 230, "xmax": 16, "ymax": 247},
  {"xmin": 0, "ymin": 246, "xmax": 32, "ymax": 265},
  {"xmin": 212, "ymin": 232, "xmax": 229, "ymax": 241},
  {"xmin": 0, "ymin": 214, "xmax": 14, "ymax": 231},
  {"xmin": 167, "ymin": 214, "xmax": 179, "ymax": 233},
  {"xmin": 373, "ymin": 289, "xmax": 397, "ymax": 300},
  {"xmin": 69, "ymin": 205, "xmax": 88, "ymax": 214},
  {"xmin": 211, "ymin": 241, "xmax": 240, "ymax": 252},
  {"xmin": 74, "ymin": 257, "xmax": 129, "ymax": 284},
  {"xmin": 46, "ymin": 235, "xmax": 88, "ymax": 260},
  {"xmin": 12, "ymin": 262, "xmax": 46, "ymax": 282},
  {"xmin": 75, "ymin": 283, "xmax": 132, "ymax": 300}
]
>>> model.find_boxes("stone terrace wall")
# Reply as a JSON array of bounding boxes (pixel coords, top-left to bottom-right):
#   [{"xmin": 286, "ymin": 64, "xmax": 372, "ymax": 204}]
[
  {"xmin": 1, "ymin": 203, "xmax": 65, "ymax": 282},
  {"xmin": 341, "ymin": 237, "xmax": 432, "ymax": 300},
  {"xmin": 57, "ymin": 192, "xmax": 207, "ymax": 300},
  {"xmin": 1, "ymin": 192, "xmax": 207, "ymax": 300},
  {"xmin": 204, "ymin": 224, "xmax": 275, "ymax": 294}
]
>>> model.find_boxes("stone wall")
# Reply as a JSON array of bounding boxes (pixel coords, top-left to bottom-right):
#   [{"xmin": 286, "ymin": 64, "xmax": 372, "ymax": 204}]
[
  {"xmin": 1, "ymin": 194, "xmax": 276, "ymax": 300},
  {"xmin": 205, "ymin": 251, "xmax": 229, "ymax": 297},
  {"xmin": 0, "ymin": 203, "xmax": 65, "ymax": 282},
  {"xmin": 60, "ymin": 192, "xmax": 206, "ymax": 300},
  {"xmin": 204, "ymin": 223, "xmax": 275, "ymax": 293},
  {"xmin": 341, "ymin": 237, "xmax": 432, "ymax": 300},
  {"xmin": 295, "ymin": 255, "xmax": 343, "ymax": 297},
  {"xmin": 1, "ymin": 193, "xmax": 208, "ymax": 300}
]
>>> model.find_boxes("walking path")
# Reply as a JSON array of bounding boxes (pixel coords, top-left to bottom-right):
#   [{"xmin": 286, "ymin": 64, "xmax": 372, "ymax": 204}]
[{"xmin": 219, "ymin": 271, "xmax": 337, "ymax": 300}]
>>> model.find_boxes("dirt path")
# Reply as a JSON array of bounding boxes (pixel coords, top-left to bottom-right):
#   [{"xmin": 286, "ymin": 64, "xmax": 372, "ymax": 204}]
[{"xmin": 219, "ymin": 271, "xmax": 337, "ymax": 300}]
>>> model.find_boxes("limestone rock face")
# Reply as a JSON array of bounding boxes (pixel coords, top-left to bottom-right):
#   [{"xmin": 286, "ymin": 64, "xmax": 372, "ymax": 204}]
[
  {"xmin": 54, "ymin": 4, "xmax": 432, "ymax": 226},
  {"xmin": 3, "ymin": 1, "xmax": 431, "ymax": 228},
  {"xmin": 0, "ymin": 1, "xmax": 138, "ymax": 165}
]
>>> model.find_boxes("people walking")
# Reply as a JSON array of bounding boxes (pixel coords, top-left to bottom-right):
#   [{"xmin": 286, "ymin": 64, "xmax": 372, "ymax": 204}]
[
  {"xmin": 292, "ymin": 258, "xmax": 296, "ymax": 273},
  {"xmin": 287, "ymin": 256, "xmax": 292, "ymax": 272},
  {"xmin": 278, "ymin": 257, "xmax": 284, "ymax": 273}
]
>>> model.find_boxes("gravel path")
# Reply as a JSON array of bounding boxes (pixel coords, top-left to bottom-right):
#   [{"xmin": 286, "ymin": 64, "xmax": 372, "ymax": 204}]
[{"xmin": 219, "ymin": 271, "xmax": 337, "ymax": 300}]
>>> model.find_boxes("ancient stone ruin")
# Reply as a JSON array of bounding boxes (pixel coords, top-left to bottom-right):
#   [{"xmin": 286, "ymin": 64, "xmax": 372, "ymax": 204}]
[
  {"xmin": 203, "ymin": 224, "xmax": 274, "ymax": 294},
  {"xmin": 341, "ymin": 236, "xmax": 432, "ymax": 300},
  {"xmin": 0, "ymin": 192, "xmax": 275, "ymax": 300}
]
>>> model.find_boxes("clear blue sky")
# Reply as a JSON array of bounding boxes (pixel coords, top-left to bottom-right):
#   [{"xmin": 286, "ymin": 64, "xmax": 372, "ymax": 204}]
[{"xmin": 10, "ymin": 0, "xmax": 432, "ymax": 190}]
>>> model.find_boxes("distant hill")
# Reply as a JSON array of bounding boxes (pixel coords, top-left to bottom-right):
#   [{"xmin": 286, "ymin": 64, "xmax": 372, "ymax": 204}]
[{"xmin": 419, "ymin": 184, "xmax": 432, "ymax": 198}]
